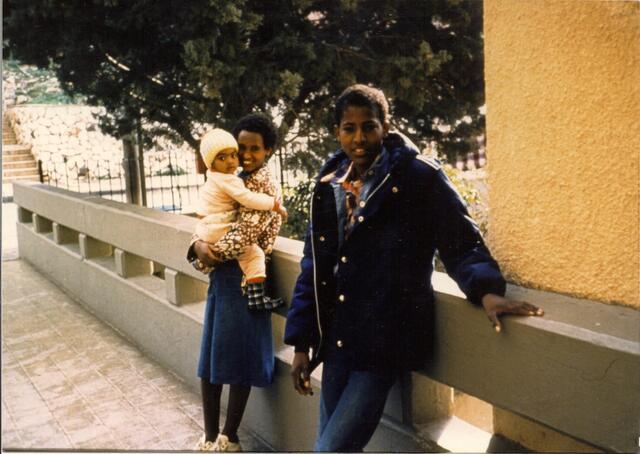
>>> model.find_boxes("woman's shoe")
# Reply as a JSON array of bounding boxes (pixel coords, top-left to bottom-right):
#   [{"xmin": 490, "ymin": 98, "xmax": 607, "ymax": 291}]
[
  {"xmin": 213, "ymin": 434, "xmax": 242, "ymax": 452},
  {"xmin": 195, "ymin": 434, "xmax": 216, "ymax": 451}
]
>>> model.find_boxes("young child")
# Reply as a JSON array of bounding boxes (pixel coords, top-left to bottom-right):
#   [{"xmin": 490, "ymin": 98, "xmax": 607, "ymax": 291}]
[{"xmin": 196, "ymin": 127, "xmax": 286, "ymax": 310}]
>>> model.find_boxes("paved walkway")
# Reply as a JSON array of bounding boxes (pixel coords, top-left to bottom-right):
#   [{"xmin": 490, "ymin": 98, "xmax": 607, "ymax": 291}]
[{"xmin": 1, "ymin": 201, "xmax": 269, "ymax": 451}]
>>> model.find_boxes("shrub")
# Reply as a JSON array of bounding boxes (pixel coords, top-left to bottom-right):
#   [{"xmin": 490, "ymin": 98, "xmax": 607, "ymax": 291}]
[
  {"xmin": 279, "ymin": 157, "xmax": 487, "ymax": 242},
  {"xmin": 154, "ymin": 165, "xmax": 187, "ymax": 176},
  {"xmin": 280, "ymin": 180, "xmax": 314, "ymax": 240}
]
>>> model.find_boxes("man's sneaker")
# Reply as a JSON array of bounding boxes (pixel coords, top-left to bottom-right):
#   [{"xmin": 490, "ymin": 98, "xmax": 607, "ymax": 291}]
[
  {"xmin": 213, "ymin": 434, "xmax": 241, "ymax": 452},
  {"xmin": 195, "ymin": 434, "xmax": 216, "ymax": 451}
]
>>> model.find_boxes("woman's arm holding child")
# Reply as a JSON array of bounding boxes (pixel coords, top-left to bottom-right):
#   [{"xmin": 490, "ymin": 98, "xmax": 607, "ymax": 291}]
[{"xmin": 207, "ymin": 208, "xmax": 277, "ymax": 262}]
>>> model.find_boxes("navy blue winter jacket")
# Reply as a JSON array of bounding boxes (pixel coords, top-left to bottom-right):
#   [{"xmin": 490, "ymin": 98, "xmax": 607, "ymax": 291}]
[{"xmin": 284, "ymin": 133, "xmax": 506, "ymax": 372}]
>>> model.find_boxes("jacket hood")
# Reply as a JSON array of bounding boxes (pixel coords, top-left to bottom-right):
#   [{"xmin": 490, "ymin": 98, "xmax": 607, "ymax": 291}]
[{"xmin": 317, "ymin": 131, "xmax": 420, "ymax": 181}]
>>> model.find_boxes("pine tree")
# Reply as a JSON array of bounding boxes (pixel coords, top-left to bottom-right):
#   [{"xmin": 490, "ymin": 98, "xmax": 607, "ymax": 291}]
[{"xmin": 4, "ymin": 0, "xmax": 485, "ymax": 168}]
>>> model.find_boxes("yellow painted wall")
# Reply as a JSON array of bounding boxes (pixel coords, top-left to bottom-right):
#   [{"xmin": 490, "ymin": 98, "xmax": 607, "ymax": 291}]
[{"xmin": 484, "ymin": 0, "xmax": 640, "ymax": 308}]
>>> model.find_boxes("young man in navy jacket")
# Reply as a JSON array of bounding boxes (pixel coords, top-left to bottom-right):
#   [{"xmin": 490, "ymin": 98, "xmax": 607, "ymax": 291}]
[{"xmin": 284, "ymin": 84, "xmax": 543, "ymax": 451}]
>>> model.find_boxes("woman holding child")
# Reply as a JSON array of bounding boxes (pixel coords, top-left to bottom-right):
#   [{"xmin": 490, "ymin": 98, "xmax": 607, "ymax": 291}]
[{"xmin": 188, "ymin": 113, "xmax": 284, "ymax": 452}]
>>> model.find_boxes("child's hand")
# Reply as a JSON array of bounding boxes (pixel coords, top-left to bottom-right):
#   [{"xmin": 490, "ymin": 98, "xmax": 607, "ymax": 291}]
[
  {"xmin": 278, "ymin": 205, "xmax": 288, "ymax": 220},
  {"xmin": 273, "ymin": 200, "xmax": 288, "ymax": 220}
]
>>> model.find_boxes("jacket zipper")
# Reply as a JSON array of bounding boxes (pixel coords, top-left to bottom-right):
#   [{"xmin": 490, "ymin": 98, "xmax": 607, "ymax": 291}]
[
  {"xmin": 309, "ymin": 189, "xmax": 323, "ymax": 361},
  {"xmin": 364, "ymin": 173, "xmax": 391, "ymax": 203},
  {"xmin": 308, "ymin": 171, "xmax": 390, "ymax": 362}
]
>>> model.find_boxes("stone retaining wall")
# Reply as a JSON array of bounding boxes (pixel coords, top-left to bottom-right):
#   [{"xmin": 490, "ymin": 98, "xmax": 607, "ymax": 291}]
[
  {"xmin": 3, "ymin": 75, "xmax": 17, "ymax": 111},
  {"xmin": 6, "ymin": 104, "xmax": 122, "ymax": 177},
  {"xmin": 5, "ymin": 104, "xmax": 195, "ymax": 178}
]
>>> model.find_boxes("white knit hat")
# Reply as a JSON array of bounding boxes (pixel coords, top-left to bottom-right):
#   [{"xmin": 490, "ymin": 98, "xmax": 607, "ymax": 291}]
[{"xmin": 199, "ymin": 128, "xmax": 238, "ymax": 169}]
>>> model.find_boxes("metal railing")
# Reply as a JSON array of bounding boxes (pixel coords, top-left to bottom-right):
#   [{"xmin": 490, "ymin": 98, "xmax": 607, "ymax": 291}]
[
  {"xmin": 36, "ymin": 142, "xmax": 299, "ymax": 214},
  {"xmin": 37, "ymin": 149, "xmax": 205, "ymax": 213}
]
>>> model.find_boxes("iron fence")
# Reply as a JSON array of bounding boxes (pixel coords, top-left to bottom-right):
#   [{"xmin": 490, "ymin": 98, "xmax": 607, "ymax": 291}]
[
  {"xmin": 37, "ymin": 150, "xmax": 205, "ymax": 213},
  {"xmin": 36, "ymin": 145, "xmax": 300, "ymax": 214}
]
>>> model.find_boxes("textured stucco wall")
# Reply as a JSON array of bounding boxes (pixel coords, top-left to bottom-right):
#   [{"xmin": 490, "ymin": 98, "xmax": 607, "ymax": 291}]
[{"xmin": 484, "ymin": 0, "xmax": 640, "ymax": 308}]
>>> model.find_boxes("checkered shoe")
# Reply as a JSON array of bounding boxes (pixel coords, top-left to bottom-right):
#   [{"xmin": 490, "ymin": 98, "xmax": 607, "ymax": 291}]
[{"xmin": 246, "ymin": 282, "xmax": 284, "ymax": 311}]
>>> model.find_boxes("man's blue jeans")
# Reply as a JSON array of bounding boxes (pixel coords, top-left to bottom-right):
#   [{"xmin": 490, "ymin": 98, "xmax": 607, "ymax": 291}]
[{"xmin": 313, "ymin": 349, "xmax": 395, "ymax": 452}]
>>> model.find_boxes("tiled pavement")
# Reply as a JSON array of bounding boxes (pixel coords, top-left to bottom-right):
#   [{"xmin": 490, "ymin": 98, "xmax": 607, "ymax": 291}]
[{"xmin": 1, "ymin": 242, "xmax": 270, "ymax": 451}]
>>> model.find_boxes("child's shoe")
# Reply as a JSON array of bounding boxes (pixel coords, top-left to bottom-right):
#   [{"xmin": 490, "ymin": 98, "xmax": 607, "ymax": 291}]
[
  {"xmin": 213, "ymin": 434, "xmax": 242, "ymax": 452},
  {"xmin": 246, "ymin": 281, "xmax": 284, "ymax": 311}
]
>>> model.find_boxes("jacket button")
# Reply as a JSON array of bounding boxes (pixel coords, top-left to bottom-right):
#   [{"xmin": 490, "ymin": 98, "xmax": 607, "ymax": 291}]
[
  {"xmin": 357, "ymin": 216, "xmax": 364, "ymax": 222},
  {"xmin": 341, "ymin": 256, "xmax": 348, "ymax": 263},
  {"xmin": 359, "ymin": 201, "xmax": 366, "ymax": 208},
  {"xmin": 319, "ymin": 236, "xmax": 325, "ymax": 242},
  {"xmin": 321, "ymin": 281, "xmax": 327, "ymax": 286},
  {"xmin": 336, "ymin": 340, "xmax": 343, "ymax": 347},
  {"xmin": 338, "ymin": 294, "xmax": 345, "ymax": 302},
  {"xmin": 392, "ymin": 186, "xmax": 399, "ymax": 193}
]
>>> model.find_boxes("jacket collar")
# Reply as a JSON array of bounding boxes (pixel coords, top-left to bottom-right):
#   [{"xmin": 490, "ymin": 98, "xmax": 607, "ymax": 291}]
[{"xmin": 317, "ymin": 131, "xmax": 419, "ymax": 182}]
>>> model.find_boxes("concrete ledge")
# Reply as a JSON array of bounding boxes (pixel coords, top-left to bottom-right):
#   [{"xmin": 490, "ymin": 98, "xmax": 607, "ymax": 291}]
[
  {"xmin": 13, "ymin": 182, "xmax": 205, "ymax": 281},
  {"xmin": 13, "ymin": 182, "xmax": 640, "ymax": 452},
  {"xmin": 428, "ymin": 273, "xmax": 639, "ymax": 452}
]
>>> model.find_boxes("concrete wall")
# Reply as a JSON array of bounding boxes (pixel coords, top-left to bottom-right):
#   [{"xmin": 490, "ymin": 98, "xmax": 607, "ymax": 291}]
[
  {"xmin": 4, "ymin": 105, "xmax": 196, "ymax": 179},
  {"xmin": 484, "ymin": 0, "xmax": 640, "ymax": 308},
  {"xmin": 13, "ymin": 182, "xmax": 639, "ymax": 452}
]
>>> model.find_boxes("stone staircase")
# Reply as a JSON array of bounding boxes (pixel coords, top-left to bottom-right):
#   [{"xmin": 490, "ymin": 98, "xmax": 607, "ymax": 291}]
[{"xmin": 3, "ymin": 114, "xmax": 40, "ymax": 182}]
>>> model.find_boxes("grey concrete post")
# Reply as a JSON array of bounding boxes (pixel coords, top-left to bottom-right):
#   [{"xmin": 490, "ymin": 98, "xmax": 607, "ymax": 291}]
[
  {"xmin": 382, "ymin": 372, "xmax": 453, "ymax": 426},
  {"xmin": 165, "ymin": 268, "xmax": 208, "ymax": 306},
  {"xmin": 17, "ymin": 207, "xmax": 33, "ymax": 223},
  {"xmin": 53, "ymin": 223, "xmax": 78, "ymax": 245},
  {"xmin": 114, "ymin": 248, "xmax": 151, "ymax": 278},
  {"xmin": 32, "ymin": 213, "xmax": 52, "ymax": 233},
  {"xmin": 79, "ymin": 233, "xmax": 112, "ymax": 259},
  {"xmin": 152, "ymin": 262, "xmax": 166, "ymax": 279},
  {"xmin": 406, "ymin": 373, "xmax": 454, "ymax": 424}
]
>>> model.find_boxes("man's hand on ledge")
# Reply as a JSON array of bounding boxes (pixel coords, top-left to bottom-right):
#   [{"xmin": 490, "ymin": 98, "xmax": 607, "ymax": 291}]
[
  {"xmin": 193, "ymin": 240, "xmax": 223, "ymax": 267},
  {"xmin": 481, "ymin": 293, "xmax": 544, "ymax": 333}
]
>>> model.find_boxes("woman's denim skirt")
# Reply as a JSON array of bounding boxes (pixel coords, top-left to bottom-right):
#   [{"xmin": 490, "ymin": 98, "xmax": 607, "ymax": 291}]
[{"xmin": 197, "ymin": 261, "xmax": 274, "ymax": 387}]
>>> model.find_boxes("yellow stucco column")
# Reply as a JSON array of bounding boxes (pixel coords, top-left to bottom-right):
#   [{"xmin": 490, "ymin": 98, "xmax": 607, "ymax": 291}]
[
  {"xmin": 484, "ymin": 0, "xmax": 640, "ymax": 309},
  {"xmin": 484, "ymin": 0, "xmax": 639, "ymax": 450}
]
